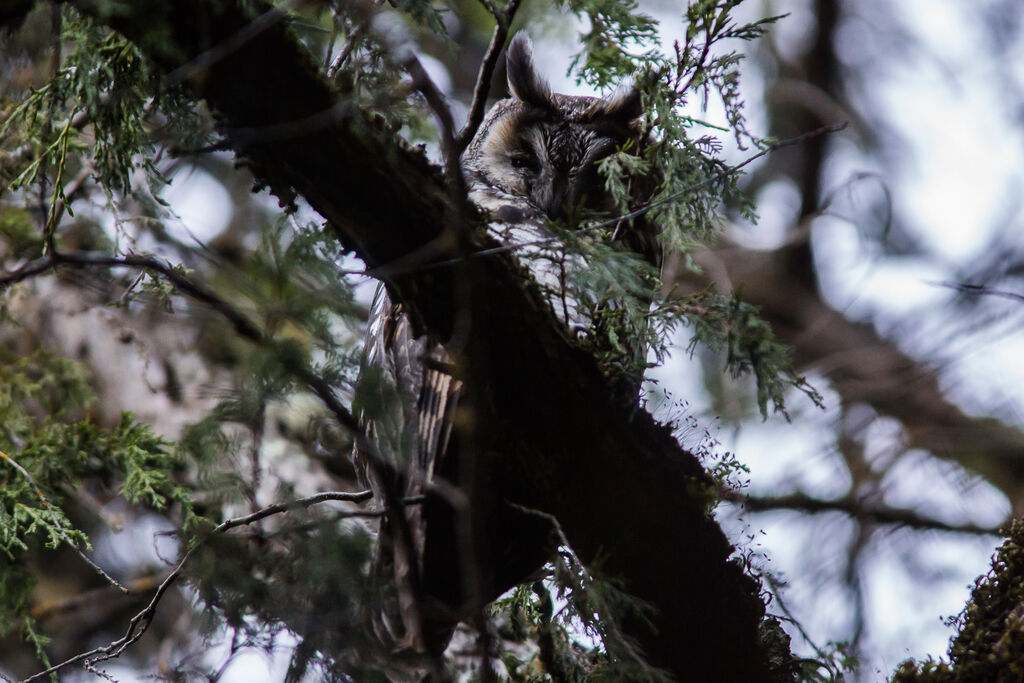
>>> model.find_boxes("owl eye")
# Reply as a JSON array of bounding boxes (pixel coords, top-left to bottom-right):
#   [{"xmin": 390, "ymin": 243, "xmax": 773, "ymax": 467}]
[{"xmin": 509, "ymin": 152, "xmax": 538, "ymax": 172}]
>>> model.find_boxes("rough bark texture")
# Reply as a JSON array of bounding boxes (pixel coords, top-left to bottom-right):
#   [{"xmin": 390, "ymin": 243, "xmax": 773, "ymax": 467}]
[{"xmin": 71, "ymin": 1, "xmax": 787, "ymax": 679}]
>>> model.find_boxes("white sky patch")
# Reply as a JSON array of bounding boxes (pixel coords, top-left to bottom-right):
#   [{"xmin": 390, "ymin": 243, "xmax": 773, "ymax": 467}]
[
  {"xmin": 881, "ymin": 450, "xmax": 1010, "ymax": 528},
  {"xmin": 812, "ymin": 211, "xmax": 953, "ymax": 320},
  {"xmin": 730, "ymin": 419, "xmax": 852, "ymax": 499},
  {"xmin": 162, "ymin": 165, "xmax": 234, "ymax": 243},
  {"xmin": 767, "ymin": 0, "xmax": 818, "ymax": 63},
  {"xmin": 861, "ymin": 532, "xmax": 998, "ymax": 674},
  {"xmin": 734, "ymin": 177, "xmax": 804, "ymax": 248},
  {"xmin": 873, "ymin": 2, "xmax": 1024, "ymax": 264}
]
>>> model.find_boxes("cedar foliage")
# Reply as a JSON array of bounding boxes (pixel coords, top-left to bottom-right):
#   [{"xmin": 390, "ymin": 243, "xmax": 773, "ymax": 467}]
[{"xmin": 0, "ymin": 1, "xmax": 821, "ymax": 680}]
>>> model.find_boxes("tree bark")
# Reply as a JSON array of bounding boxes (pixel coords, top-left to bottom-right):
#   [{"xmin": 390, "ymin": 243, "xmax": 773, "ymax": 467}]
[{"xmin": 64, "ymin": 0, "xmax": 787, "ymax": 679}]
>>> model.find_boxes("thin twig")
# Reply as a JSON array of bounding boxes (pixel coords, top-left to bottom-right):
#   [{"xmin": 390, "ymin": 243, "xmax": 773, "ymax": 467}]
[
  {"xmin": 762, "ymin": 572, "xmax": 840, "ymax": 679},
  {"xmin": 454, "ymin": 0, "xmax": 523, "ymax": 155},
  {"xmin": 327, "ymin": 18, "xmax": 368, "ymax": 79},
  {"xmin": 505, "ymin": 501, "xmax": 657, "ymax": 679},
  {"xmin": 0, "ymin": 449, "xmax": 127, "ymax": 592},
  {"xmin": 20, "ymin": 490, "xmax": 382, "ymax": 683},
  {"xmin": 932, "ymin": 281, "xmax": 1024, "ymax": 305},
  {"xmin": 402, "ymin": 52, "xmax": 463, "ymax": 193},
  {"xmin": 722, "ymin": 489, "xmax": 1004, "ymax": 536}
]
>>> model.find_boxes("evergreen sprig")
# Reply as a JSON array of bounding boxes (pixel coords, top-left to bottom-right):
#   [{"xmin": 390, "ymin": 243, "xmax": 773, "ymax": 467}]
[{"xmin": 539, "ymin": 0, "xmax": 797, "ymax": 418}]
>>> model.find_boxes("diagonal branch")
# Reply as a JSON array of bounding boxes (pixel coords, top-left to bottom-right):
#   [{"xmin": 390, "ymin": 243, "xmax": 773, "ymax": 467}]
[
  {"xmin": 454, "ymin": 0, "xmax": 523, "ymax": 154},
  {"xmin": 677, "ymin": 241, "xmax": 1024, "ymax": 512},
  {"xmin": 37, "ymin": 1, "xmax": 787, "ymax": 678},
  {"xmin": 1, "ymin": 249, "xmax": 361, "ymax": 433}
]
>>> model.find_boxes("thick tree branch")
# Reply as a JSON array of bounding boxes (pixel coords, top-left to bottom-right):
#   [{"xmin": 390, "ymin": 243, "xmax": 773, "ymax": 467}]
[{"xmin": 48, "ymin": 1, "xmax": 785, "ymax": 678}]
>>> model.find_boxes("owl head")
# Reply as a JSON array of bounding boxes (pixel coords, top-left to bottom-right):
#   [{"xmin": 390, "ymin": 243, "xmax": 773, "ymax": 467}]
[{"xmin": 462, "ymin": 34, "xmax": 644, "ymax": 223}]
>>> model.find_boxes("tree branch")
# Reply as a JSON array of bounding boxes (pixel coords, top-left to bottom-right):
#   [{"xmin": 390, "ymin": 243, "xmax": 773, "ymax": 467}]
[
  {"xmin": 677, "ymin": 241, "xmax": 1024, "ymax": 513},
  {"xmin": 40, "ymin": 2, "xmax": 786, "ymax": 678},
  {"xmin": 722, "ymin": 489, "xmax": 1004, "ymax": 536},
  {"xmin": 454, "ymin": 0, "xmax": 523, "ymax": 154},
  {"xmin": 1, "ymin": 249, "xmax": 362, "ymax": 434}
]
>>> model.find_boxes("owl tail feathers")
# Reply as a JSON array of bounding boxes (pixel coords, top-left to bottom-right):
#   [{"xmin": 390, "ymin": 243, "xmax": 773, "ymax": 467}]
[{"xmin": 506, "ymin": 33, "xmax": 553, "ymax": 109}]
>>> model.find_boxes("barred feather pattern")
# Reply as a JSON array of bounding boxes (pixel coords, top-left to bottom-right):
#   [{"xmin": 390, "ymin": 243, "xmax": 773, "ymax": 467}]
[{"xmin": 353, "ymin": 33, "xmax": 657, "ymax": 656}]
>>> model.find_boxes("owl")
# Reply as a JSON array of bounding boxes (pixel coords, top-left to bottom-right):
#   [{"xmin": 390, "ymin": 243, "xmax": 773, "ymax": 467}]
[
  {"xmin": 355, "ymin": 33, "xmax": 658, "ymax": 655},
  {"xmin": 463, "ymin": 33, "xmax": 659, "ymax": 271}
]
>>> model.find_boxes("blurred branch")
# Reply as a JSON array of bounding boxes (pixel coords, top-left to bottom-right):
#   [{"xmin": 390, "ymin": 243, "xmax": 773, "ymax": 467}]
[
  {"xmin": 722, "ymin": 489, "xmax": 1005, "ymax": 536},
  {"xmin": 677, "ymin": 241, "xmax": 1024, "ymax": 513},
  {"xmin": 401, "ymin": 51, "xmax": 461, "ymax": 190},
  {"xmin": 935, "ymin": 281, "xmax": 1024, "ymax": 305},
  {"xmin": 0, "ymin": 249, "xmax": 361, "ymax": 434},
  {"xmin": 31, "ymin": 574, "xmax": 166, "ymax": 621}
]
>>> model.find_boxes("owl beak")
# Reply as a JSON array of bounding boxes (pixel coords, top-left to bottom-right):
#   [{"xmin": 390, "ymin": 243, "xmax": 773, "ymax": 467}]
[
  {"xmin": 535, "ymin": 173, "xmax": 569, "ymax": 221},
  {"xmin": 544, "ymin": 197, "xmax": 565, "ymax": 221}
]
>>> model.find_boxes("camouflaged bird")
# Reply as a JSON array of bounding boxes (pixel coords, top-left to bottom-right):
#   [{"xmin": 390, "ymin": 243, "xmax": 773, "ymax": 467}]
[{"xmin": 353, "ymin": 32, "xmax": 659, "ymax": 658}]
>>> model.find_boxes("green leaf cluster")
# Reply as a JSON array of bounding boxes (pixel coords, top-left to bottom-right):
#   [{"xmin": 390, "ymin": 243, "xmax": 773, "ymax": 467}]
[
  {"xmin": 1, "ymin": 7, "xmax": 206, "ymax": 202},
  {"xmin": 667, "ymin": 289, "xmax": 822, "ymax": 418},
  {"xmin": 0, "ymin": 348, "xmax": 193, "ymax": 657},
  {"xmin": 521, "ymin": 0, "xmax": 802, "ymax": 417}
]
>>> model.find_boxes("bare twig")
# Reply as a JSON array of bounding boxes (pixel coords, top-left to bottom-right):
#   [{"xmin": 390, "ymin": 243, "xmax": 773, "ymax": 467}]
[
  {"xmin": 20, "ymin": 490, "xmax": 381, "ymax": 683},
  {"xmin": 402, "ymin": 52, "xmax": 462, "ymax": 191},
  {"xmin": 403, "ymin": 55, "xmax": 455, "ymax": 144},
  {"xmin": 505, "ymin": 501, "xmax": 658, "ymax": 680},
  {"xmin": 454, "ymin": 0, "xmax": 524, "ymax": 155},
  {"xmin": 932, "ymin": 281, "xmax": 1024, "ymax": 305},
  {"xmin": 327, "ymin": 18, "xmax": 368, "ymax": 79},
  {"xmin": 0, "ymin": 449, "xmax": 127, "ymax": 592},
  {"xmin": 762, "ymin": 572, "xmax": 840, "ymax": 679}
]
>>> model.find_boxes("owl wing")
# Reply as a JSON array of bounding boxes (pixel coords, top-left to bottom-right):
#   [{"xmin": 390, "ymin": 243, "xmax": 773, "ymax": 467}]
[{"xmin": 360, "ymin": 283, "xmax": 461, "ymax": 496}]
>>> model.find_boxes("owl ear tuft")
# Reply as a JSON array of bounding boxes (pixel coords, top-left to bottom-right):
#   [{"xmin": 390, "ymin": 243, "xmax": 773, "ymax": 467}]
[
  {"xmin": 506, "ymin": 33, "xmax": 553, "ymax": 109},
  {"xmin": 600, "ymin": 86, "xmax": 643, "ymax": 124}
]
